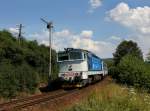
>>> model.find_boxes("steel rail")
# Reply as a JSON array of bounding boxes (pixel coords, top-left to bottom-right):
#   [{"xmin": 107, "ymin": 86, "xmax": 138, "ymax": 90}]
[{"xmin": 0, "ymin": 89, "xmax": 78, "ymax": 111}]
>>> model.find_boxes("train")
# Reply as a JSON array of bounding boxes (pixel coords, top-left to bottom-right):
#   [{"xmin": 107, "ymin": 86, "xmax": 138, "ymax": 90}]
[{"xmin": 57, "ymin": 48, "xmax": 108, "ymax": 88}]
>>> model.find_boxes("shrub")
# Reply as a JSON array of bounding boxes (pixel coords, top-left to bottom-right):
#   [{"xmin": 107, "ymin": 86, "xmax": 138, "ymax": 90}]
[
  {"xmin": 108, "ymin": 66, "xmax": 119, "ymax": 79},
  {"xmin": 0, "ymin": 30, "xmax": 59, "ymax": 98},
  {"xmin": 0, "ymin": 61, "xmax": 39, "ymax": 98},
  {"xmin": 0, "ymin": 61, "xmax": 18, "ymax": 98},
  {"xmin": 15, "ymin": 64, "xmax": 39, "ymax": 93},
  {"xmin": 116, "ymin": 54, "xmax": 150, "ymax": 91}
]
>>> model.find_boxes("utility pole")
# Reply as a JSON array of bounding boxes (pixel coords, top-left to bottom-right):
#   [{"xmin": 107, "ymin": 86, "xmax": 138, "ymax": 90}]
[
  {"xmin": 41, "ymin": 18, "xmax": 53, "ymax": 80},
  {"xmin": 17, "ymin": 24, "xmax": 24, "ymax": 45}
]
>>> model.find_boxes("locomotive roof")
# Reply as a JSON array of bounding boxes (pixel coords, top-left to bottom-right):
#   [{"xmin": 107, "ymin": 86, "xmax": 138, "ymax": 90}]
[
  {"xmin": 58, "ymin": 48, "xmax": 101, "ymax": 59},
  {"xmin": 58, "ymin": 48, "xmax": 91, "ymax": 53}
]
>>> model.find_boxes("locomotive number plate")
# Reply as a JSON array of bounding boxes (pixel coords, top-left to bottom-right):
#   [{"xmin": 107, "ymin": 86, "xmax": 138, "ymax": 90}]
[{"xmin": 64, "ymin": 72, "xmax": 79, "ymax": 77}]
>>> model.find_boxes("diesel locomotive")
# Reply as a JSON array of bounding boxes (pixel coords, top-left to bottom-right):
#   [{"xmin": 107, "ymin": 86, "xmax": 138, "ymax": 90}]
[{"xmin": 57, "ymin": 48, "xmax": 108, "ymax": 88}]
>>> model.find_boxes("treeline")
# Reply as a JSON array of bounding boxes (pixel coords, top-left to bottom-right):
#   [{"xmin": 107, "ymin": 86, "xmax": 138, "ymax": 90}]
[
  {"xmin": 108, "ymin": 40, "xmax": 150, "ymax": 92},
  {"xmin": 0, "ymin": 30, "xmax": 58, "ymax": 98}
]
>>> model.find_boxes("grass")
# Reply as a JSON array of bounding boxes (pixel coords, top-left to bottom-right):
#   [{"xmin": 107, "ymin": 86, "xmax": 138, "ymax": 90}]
[{"xmin": 65, "ymin": 83, "xmax": 150, "ymax": 111}]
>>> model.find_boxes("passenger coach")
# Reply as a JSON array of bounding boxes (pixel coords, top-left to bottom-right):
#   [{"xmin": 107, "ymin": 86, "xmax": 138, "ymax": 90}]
[{"xmin": 57, "ymin": 48, "xmax": 108, "ymax": 88}]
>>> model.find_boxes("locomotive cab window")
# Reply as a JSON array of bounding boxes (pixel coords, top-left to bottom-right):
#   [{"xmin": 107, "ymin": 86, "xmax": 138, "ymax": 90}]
[
  {"xmin": 69, "ymin": 51, "xmax": 83, "ymax": 60},
  {"xmin": 58, "ymin": 51, "xmax": 84, "ymax": 61},
  {"xmin": 58, "ymin": 53, "xmax": 69, "ymax": 61}
]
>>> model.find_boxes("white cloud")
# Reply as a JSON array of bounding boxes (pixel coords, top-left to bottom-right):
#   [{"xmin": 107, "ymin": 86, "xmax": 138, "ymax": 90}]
[
  {"xmin": 80, "ymin": 30, "xmax": 93, "ymax": 39},
  {"xmin": 108, "ymin": 2, "xmax": 150, "ymax": 58},
  {"xmin": 29, "ymin": 30, "xmax": 49, "ymax": 46},
  {"xmin": 127, "ymin": 34, "xmax": 150, "ymax": 58},
  {"xmin": 8, "ymin": 27, "xmax": 18, "ymax": 35},
  {"xmin": 109, "ymin": 36, "xmax": 121, "ymax": 41},
  {"xmin": 90, "ymin": 0, "xmax": 102, "ymax": 9},
  {"xmin": 29, "ymin": 29, "xmax": 115, "ymax": 58},
  {"xmin": 108, "ymin": 2, "xmax": 150, "ymax": 35},
  {"xmin": 89, "ymin": 0, "xmax": 102, "ymax": 13},
  {"xmin": 54, "ymin": 29, "xmax": 71, "ymax": 37}
]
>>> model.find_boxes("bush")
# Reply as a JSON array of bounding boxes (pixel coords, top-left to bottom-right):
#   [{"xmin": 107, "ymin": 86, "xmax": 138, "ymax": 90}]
[
  {"xmin": 15, "ymin": 64, "xmax": 39, "ymax": 93},
  {"xmin": 0, "ymin": 61, "xmax": 18, "ymax": 98},
  {"xmin": 0, "ymin": 61, "xmax": 39, "ymax": 98},
  {"xmin": 139, "ymin": 64, "xmax": 150, "ymax": 91},
  {"xmin": 112, "ymin": 54, "xmax": 150, "ymax": 91},
  {"xmin": 108, "ymin": 66, "xmax": 119, "ymax": 79},
  {"xmin": 0, "ymin": 30, "xmax": 59, "ymax": 98}
]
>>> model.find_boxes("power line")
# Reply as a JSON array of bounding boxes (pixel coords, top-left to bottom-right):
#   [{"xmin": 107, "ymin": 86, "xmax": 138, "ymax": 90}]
[{"xmin": 16, "ymin": 24, "xmax": 24, "ymax": 45}]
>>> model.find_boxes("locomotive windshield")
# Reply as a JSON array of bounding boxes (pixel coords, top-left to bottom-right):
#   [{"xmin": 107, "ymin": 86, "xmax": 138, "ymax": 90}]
[
  {"xmin": 69, "ymin": 51, "xmax": 82, "ymax": 60},
  {"xmin": 58, "ymin": 51, "xmax": 83, "ymax": 61},
  {"xmin": 58, "ymin": 53, "xmax": 69, "ymax": 61}
]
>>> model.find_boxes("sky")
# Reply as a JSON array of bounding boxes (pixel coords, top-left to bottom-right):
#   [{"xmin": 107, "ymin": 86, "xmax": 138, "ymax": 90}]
[{"xmin": 0, "ymin": 0, "xmax": 150, "ymax": 58}]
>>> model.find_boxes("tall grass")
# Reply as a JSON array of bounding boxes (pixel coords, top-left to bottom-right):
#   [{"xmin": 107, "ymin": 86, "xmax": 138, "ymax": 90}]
[{"xmin": 65, "ymin": 83, "xmax": 150, "ymax": 111}]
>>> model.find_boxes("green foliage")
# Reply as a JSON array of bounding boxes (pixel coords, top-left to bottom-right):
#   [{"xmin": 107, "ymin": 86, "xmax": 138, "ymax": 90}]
[
  {"xmin": 146, "ymin": 50, "xmax": 150, "ymax": 63},
  {"xmin": 113, "ymin": 40, "xmax": 143, "ymax": 65},
  {"xmin": 108, "ymin": 66, "xmax": 119, "ymax": 78},
  {"xmin": 103, "ymin": 58, "xmax": 115, "ymax": 77},
  {"xmin": 110, "ymin": 54, "xmax": 150, "ymax": 91},
  {"xmin": 0, "ymin": 30, "xmax": 59, "ymax": 98},
  {"xmin": 15, "ymin": 64, "xmax": 39, "ymax": 93},
  {"xmin": 118, "ymin": 55, "xmax": 145, "ymax": 85},
  {"xmin": 0, "ymin": 61, "xmax": 18, "ymax": 98},
  {"xmin": 103, "ymin": 58, "xmax": 114, "ymax": 68},
  {"xmin": 0, "ymin": 61, "xmax": 39, "ymax": 98},
  {"xmin": 109, "ymin": 40, "xmax": 150, "ymax": 92}
]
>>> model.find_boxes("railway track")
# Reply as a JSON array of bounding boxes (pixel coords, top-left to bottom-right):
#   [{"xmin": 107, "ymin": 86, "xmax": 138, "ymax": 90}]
[
  {"xmin": 0, "ymin": 77, "xmax": 110, "ymax": 111},
  {"xmin": 0, "ymin": 89, "xmax": 78, "ymax": 111}
]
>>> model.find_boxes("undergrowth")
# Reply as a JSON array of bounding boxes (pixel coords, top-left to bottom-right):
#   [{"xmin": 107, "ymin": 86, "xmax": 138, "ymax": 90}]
[{"xmin": 65, "ymin": 83, "xmax": 150, "ymax": 111}]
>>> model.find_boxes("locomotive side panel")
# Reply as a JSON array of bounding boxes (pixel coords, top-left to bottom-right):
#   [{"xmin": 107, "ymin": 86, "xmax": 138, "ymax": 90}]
[{"xmin": 87, "ymin": 53, "xmax": 103, "ymax": 71}]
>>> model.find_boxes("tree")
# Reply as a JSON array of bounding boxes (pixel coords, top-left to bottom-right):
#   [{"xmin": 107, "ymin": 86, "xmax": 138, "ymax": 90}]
[
  {"xmin": 117, "ymin": 54, "xmax": 150, "ymax": 90},
  {"xmin": 117, "ymin": 54, "xmax": 143, "ymax": 85},
  {"xmin": 113, "ymin": 40, "xmax": 143, "ymax": 65},
  {"xmin": 0, "ymin": 30, "xmax": 59, "ymax": 98},
  {"xmin": 146, "ymin": 50, "xmax": 150, "ymax": 62}
]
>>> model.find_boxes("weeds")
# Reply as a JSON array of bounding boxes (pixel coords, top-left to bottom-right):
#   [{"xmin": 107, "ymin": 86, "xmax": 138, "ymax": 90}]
[{"xmin": 65, "ymin": 83, "xmax": 150, "ymax": 111}]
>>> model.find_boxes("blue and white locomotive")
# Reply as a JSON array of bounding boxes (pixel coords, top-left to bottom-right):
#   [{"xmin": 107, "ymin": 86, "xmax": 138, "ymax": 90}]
[{"xmin": 57, "ymin": 48, "xmax": 108, "ymax": 87}]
